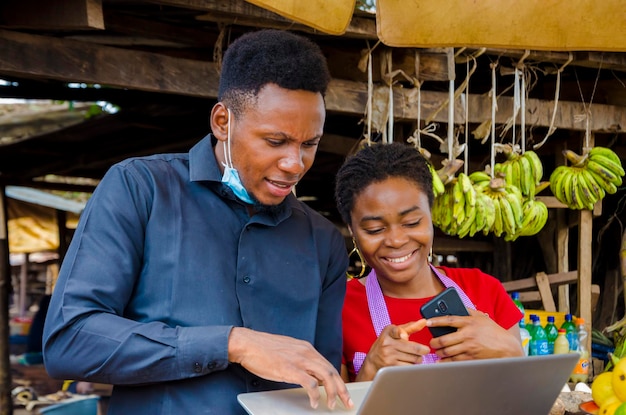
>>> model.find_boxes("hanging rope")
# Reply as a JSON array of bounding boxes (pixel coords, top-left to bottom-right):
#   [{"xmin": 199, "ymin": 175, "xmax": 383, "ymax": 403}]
[
  {"xmin": 464, "ymin": 58, "xmax": 470, "ymax": 174},
  {"xmin": 577, "ymin": 55, "xmax": 604, "ymax": 152},
  {"xmin": 490, "ymin": 62, "xmax": 498, "ymax": 178},
  {"xmin": 533, "ymin": 52, "xmax": 574, "ymax": 150}
]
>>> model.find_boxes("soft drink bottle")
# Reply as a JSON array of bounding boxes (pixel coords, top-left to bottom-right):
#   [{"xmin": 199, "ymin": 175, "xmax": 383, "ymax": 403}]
[
  {"xmin": 527, "ymin": 314, "xmax": 538, "ymax": 338},
  {"xmin": 570, "ymin": 318, "xmax": 590, "ymax": 383},
  {"xmin": 529, "ymin": 315, "xmax": 549, "ymax": 356},
  {"xmin": 511, "ymin": 292, "xmax": 525, "ymax": 324},
  {"xmin": 560, "ymin": 313, "xmax": 578, "ymax": 351},
  {"xmin": 553, "ymin": 328, "xmax": 570, "ymax": 355},
  {"xmin": 519, "ymin": 319, "xmax": 531, "ymax": 356},
  {"xmin": 544, "ymin": 316, "xmax": 559, "ymax": 354}
]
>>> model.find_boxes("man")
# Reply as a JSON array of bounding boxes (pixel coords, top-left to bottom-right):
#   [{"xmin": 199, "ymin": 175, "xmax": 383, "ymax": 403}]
[{"xmin": 43, "ymin": 29, "xmax": 352, "ymax": 414}]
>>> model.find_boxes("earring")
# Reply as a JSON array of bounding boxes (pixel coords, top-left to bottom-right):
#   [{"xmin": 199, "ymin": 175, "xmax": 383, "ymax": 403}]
[
  {"xmin": 346, "ymin": 238, "xmax": 367, "ymax": 279},
  {"xmin": 428, "ymin": 247, "xmax": 433, "ymax": 263}
]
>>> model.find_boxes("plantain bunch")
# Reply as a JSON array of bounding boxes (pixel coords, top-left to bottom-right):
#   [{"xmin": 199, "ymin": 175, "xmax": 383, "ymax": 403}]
[
  {"xmin": 549, "ymin": 146, "xmax": 625, "ymax": 210},
  {"xmin": 493, "ymin": 145, "xmax": 545, "ymax": 198},
  {"xmin": 473, "ymin": 175, "xmax": 525, "ymax": 241},
  {"xmin": 433, "ymin": 171, "xmax": 502, "ymax": 238}
]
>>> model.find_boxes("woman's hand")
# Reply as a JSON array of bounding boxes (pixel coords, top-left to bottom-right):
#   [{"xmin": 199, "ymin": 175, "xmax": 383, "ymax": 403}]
[
  {"xmin": 356, "ymin": 320, "xmax": 430, "ymax": 382},
  {"xmin": 427, "ymin": 308, "xmax": 524, "ymax": 361}
]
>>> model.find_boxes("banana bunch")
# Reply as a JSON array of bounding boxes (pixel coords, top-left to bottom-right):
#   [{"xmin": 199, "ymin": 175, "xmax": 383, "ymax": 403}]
[
  {"xmin": 474, "ymin": 176, "xmax": 524, "ymax": 240},
  {"xmin": 549, "ymin": 146, "xmax": 624, "ymax": 210},
  {"xmin": 432, "ymin": 172, "xmax": 478, "ymax": 237},
  {"xmin": 514, "ymin": 198, "xmax": 549, "ymax": 237},
  {"xmin": 493, "ymin": 145, "xmax": 544, "ymax": 198}
]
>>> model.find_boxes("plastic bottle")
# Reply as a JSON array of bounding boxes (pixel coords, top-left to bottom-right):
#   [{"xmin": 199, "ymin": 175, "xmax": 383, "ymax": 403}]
[
  {"xmin": 570, "ymin": 318, "xmax": 590, "ymax": 383},
  {"xmin": 526, "ymin": 314, "xmax": 538, "ymax": 338},
  {"xmin": 529, "ymin": 315, "xmax": 550, "ymax": 356},
  {"xmin": 553, "ymin": 328, "xmax": 570, "ymax": 355},
  {"xmin": 519, "ymin": 319, "xmax": 531, "ymax": 356},
  {"xmin": 545, "ymin": 316, "xmax": 559, "ymax": 354},
  {"xmin": 511, "ymin": 292, "xmax": 525, "ymax": 324},
  {"xmin": 560, "ymin": 313, "xmax": 578, "ymax": 352}
]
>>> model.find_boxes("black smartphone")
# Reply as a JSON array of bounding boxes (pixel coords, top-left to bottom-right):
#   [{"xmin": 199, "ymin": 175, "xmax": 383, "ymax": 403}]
[{"xmin": 420, "ymin": 287, "xmax": 470, "ymax": 337}]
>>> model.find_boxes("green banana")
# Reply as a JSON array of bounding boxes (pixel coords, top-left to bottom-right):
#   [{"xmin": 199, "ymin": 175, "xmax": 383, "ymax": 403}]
[
  {"xmin": 523, "ymin": 150, "xmax": 544, "ymax": 184},
  {"xmin": 589, "ymin": 154, "xmax": 626, "ymax": 178},
  {"xmin": 589, "ymin": 146, "xmax": 622, "ymax": 166},
  {"xmin": 587, "ymin": 159, "xmax": 622, "ymax": 186}
]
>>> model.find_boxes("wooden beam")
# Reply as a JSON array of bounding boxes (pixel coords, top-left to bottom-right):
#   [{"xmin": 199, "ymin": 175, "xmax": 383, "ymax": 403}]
[
  {"xmin": 0, "ymin": 0, "xmax": 104, "ymax": 30},
  {"xmin": 0, "ymin": 29, "xmax": 220, "ymax": 97},
  {"xmin": 1, "ymin": 29, "xmax": 625, "ymax": 133}
]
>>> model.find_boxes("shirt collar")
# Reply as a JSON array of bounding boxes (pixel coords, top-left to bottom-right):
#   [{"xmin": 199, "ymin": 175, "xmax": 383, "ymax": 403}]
[
  {"xmin": 189, "ymin": 134, "xmax": 222, "ymax": 183},
  {"xmin": 187, "ymin": 133, "xmax": 307, "ymax": 223}
]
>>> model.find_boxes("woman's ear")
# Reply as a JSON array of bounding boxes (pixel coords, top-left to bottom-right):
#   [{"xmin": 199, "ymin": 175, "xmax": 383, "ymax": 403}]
[
  {"xmin": 210, "ymin": 103, "xmax": 229, "ymax": 142},
  {"xmin": 347, "ymin": 226, "xmax": 354, "ymax": 238}
]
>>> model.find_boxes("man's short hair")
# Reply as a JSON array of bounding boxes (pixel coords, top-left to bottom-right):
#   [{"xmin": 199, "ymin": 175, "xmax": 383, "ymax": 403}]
[{"xmin": 217, "ymin": 29, "xmax": 330, "ymax": 116}]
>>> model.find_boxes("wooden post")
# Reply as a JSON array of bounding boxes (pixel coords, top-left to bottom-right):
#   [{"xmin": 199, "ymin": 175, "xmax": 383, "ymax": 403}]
[
  {"xmin": 578, "ymin": 209, "xmax": 593, "ymax": 354},
  {"xmin": 0, "ymin": 187, "xmax": 13, "ymax": 414}
]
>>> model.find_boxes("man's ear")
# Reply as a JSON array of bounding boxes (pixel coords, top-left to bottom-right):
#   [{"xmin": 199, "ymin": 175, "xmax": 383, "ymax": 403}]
[{"xmin": 210, "ymin": 103, "xmax": 229, "ymax": 142}]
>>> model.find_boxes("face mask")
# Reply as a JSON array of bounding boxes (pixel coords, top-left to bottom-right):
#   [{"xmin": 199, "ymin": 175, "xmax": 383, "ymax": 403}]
[{"xmin": 221, "ymin": 109, "xmax": 255, "ymax": 205}]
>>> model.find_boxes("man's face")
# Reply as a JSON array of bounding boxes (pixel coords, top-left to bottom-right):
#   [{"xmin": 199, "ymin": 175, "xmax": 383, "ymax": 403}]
[{"xmin": 218, "ymin": 83, "xmax": 326, "ymax": 206}]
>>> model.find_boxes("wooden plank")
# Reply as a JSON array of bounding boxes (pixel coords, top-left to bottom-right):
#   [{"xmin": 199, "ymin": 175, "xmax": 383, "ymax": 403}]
[
  {"xmin": 535, "ymin": 272, "xmax": 557, "ymax": 312},
  {"xmin": 1, "ymin": 29, "xmax": 625, "ymax": 132},
  {"xmin": 0, "ymin": 29, "xmax": 220, "ymax": 97},
  {"xmin": 0, "ymin": 0, "xmax": 104, "ymax": 30},
  {"xmin": 502, "ymin": 270, "xmax": 578, "ymax": 292},
  {"xmin": 578, "ymin": 209, "xmax": 593, "ymax": 350}
]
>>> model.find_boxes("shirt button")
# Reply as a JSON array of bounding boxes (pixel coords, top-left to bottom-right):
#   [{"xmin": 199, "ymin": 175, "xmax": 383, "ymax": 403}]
[
  {"xmin": 243, "ymin": 276, "xmax": 251, "ymax": 284},
  {"xmin": 207, "ymin": 361, "xmax": 216, "ymax": 370},
  {"xmin": 251, "ymin": 380, "xmax": 260, "ymax": 387},
  {"xmin": 193, "ymin": 362, "xmax": 202, "ymax": 373}
]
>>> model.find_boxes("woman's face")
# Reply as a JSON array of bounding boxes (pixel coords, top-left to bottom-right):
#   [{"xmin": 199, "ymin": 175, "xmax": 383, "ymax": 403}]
[{"xmin": 350, "ymin": 176, "xmax": 434, "ymax": 287}]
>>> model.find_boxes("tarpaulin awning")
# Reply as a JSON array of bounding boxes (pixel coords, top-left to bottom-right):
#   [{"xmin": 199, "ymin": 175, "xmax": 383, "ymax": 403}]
[
  {"xmin": 6, "ymin": 186, "xmax": 85, "ymax": 254},
  {"xmin": 246, "ymin": 0, "xmax": 626, "ymax": 51}
]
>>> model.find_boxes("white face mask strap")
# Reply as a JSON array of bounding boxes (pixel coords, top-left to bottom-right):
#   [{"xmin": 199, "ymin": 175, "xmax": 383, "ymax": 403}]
[{"xmin": 222, "ymin": 108, "xmax": 234, "ymax": 168}]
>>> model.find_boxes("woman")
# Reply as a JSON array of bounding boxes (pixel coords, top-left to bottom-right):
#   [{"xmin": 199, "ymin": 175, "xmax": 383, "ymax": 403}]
[{"xmin": 334, "ymin": 142, "xmax": 524, "ymax": 382}]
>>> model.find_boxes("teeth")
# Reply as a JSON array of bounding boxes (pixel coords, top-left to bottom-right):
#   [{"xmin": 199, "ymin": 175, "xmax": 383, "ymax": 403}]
[
  {"xmin": 270, "ymin": 180, "xmax": 290, "ymax": 188},
  {"xmin": 387, "ymin": 252, "xmax": 412, "ymax": 263}
]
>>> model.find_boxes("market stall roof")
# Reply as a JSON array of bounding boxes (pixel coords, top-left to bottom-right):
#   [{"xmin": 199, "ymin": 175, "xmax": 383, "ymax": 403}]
[
  {"xmin": 249, "ymin": 0, "xmax": 626, "ymax": 51},
  {"xmin": 6, "ymin": 186, "xmax": 85, "ymax": 254}
]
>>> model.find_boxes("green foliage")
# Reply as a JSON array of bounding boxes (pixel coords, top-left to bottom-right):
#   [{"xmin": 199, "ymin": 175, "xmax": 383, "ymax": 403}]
[{"xmin": 356, "ymin": 0, "xmax": 375, "ymax": 12}]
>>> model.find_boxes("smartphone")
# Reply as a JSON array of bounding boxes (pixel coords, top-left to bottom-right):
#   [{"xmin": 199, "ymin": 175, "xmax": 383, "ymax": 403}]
[{"xmin": 420, "ymin": 287, "xmax": 470, "ymax": 337}]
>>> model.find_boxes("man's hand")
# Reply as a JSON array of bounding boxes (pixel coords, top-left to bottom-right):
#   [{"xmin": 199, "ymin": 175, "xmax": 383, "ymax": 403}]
[
  {"xmin": 356, "ymin": 320, "xmax": 430, "ymax": 382},
  {"xmin": 228, "ymin": 327, "xmax": 353, "ymax": 410}
]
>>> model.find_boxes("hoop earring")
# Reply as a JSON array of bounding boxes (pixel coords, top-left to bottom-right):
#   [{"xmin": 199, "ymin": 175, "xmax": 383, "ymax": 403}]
[{"xmin": 347, "ymin": 238, "xmax": 367, "ymax": 279}]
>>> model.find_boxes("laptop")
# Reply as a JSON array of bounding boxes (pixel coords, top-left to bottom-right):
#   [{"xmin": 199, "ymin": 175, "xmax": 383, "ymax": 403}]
[{"xmin": 238, "ymin": 353, "xmax": 579, "ymax": 415}]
